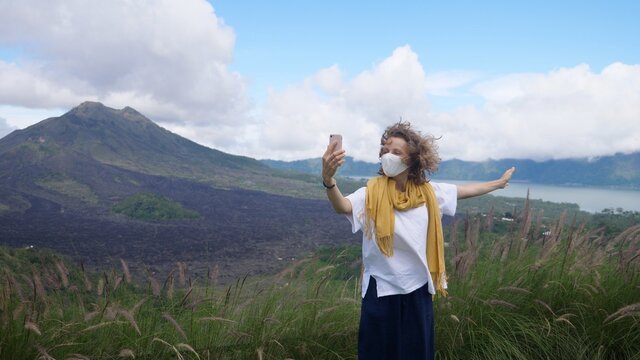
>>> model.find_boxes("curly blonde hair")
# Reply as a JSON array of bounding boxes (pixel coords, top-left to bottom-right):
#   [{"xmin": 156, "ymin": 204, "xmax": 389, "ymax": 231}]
[{"xmin": 377, "ymin": 121, "xmax": 441, "ymax": 184}]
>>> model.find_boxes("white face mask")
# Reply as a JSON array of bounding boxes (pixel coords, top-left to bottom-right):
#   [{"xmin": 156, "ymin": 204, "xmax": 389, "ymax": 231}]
[{"xmin": 380, "ymin": 153, "xmax": 409, "ymax": 178}]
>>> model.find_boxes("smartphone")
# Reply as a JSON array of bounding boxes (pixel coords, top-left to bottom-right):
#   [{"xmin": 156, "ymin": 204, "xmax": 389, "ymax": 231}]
[{"xmin": 329, "ymin": 134, "xmax": 343, "ymax": 151}]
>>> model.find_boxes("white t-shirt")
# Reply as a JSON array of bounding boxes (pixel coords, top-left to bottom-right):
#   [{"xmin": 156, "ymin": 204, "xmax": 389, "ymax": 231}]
[{"xmin": 345, "ymin": 182, "xmax": 457, "ymax": 298}]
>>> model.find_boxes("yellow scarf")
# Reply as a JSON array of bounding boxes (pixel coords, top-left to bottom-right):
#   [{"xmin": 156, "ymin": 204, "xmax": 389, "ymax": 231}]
[{"xmin": 364, "ymin": 176, "xmax": 448, "ymax": 297}]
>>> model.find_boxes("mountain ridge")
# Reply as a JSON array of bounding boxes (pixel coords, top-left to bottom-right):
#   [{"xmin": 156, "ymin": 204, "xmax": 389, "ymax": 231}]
[
  {"xmin": 1, "ymin": 101, "xmax": 267, "ymax": 177},
  {"xmin": 261, "ymin": 152, "xmax": 640, "ymax": 189}
]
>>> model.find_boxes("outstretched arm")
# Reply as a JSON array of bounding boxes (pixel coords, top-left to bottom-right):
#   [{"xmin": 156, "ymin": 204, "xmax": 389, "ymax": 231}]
[{"xmin": 457, "ymin": 167, "xmax": 516, "ymax": 200}]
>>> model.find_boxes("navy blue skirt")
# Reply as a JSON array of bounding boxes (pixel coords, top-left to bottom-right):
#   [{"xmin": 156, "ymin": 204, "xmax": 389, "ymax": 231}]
[{"xmin": 358, "ymin": 276, "xmax": 435, "ymax": 360}]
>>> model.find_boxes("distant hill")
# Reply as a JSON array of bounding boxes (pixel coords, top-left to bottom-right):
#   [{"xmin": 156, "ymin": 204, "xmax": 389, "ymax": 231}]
[
  {"xmin": 0, "ymin": 102, "xmax": 361, "ymax": 279},
  {"xmin": 261, "ymin": 152, "xmax": 640, "ymax": 189},
  {"xmin": 261, "ymin": 157, "xmax": 377, "ymax": 178}
]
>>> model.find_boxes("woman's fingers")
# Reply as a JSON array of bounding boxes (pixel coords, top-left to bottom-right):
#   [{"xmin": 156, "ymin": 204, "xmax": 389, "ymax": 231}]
[
  {"xmin": 328, "ymin": 157, "xmax": 342, "ymax": 169},
  {"xmin": 325, "ymin": 150, "xmax": 345, "ymax": 163},
  {"xmin": 322, "ymin": 148, "xmax": 346, "ymax": 179},
  {"xmin": 331, "ymin": 152, "xmax": 346, "ymax": 167},
  {"xmin": 333, "ymin": 150, "xmax": 345, "ymax": 160},
  {"xmin": 500, "ymin": 166, "xmax": 516, "ymax": 188},
  {"xmin": 505, "ymin": 166, "xmax": 515, "ymax": 179}
]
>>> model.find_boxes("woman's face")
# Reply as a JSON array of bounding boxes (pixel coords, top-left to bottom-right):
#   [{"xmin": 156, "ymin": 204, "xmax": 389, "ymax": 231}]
[{"xmin": 381, "ymin": 136, "xmax": 409, "ymax": 162}]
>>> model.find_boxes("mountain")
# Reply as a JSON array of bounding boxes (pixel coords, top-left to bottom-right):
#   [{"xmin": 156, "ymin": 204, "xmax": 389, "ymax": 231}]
[
  {"xmin": 262, "ymin": 153, "xmax": 640, "ymax": 189},
  {"xmin": 438, "ymin": 155, "xmax": 640, "ymax": 188},
  {"xmin": 0, "ymin": 102, "xmax": 361, "ymax": 281},
  {"xmin": 0, "ymin": 101, "xmax": 363, "ymax": 199}
]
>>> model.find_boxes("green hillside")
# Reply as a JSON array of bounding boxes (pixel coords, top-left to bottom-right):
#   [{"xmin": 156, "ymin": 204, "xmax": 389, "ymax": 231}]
[{"xmin": 112, "ymin": 192, "xmax": 200, "ymax": 220}]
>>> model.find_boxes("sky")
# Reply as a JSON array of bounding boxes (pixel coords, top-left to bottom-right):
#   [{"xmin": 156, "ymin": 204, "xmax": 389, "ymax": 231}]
[{"xmin": 0, "ymin": 0, "xmax": 639, "ymax": 163}]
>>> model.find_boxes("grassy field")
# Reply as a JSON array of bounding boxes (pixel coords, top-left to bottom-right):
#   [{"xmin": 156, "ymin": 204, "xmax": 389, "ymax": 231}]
[{"xmin": 1, "ymin": 207, "xmax": 639, "ymax": 359}]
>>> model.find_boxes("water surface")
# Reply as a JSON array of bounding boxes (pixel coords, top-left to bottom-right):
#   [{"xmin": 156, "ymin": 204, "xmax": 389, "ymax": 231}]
[
  {"xmin": 434, "ymin": 179, "xmax": 640, "ymax": 213},
  {"xmin": 347, "ymin": 176, "xmax": 640, "ymax": 213}
]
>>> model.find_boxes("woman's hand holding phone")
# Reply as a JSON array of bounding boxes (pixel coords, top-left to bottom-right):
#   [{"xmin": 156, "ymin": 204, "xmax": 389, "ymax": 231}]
[{"xmin": 322, "ymin": 134, "xmax": 346, "ymax": 186}]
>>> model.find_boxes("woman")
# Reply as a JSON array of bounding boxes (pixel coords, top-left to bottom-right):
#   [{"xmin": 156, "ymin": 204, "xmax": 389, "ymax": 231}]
[{"xmin": 321, "ymin": 122, "xmax": 515, "ymax": 360}]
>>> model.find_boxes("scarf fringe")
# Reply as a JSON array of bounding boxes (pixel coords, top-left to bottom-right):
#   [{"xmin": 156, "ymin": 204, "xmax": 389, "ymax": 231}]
[
  {"xmin": 375, "ymin": 235, "xmax": 394, "ymax": 257},
  {"xmin": 432, "ymin": 271, "xmax": 448, "ymax": 297}
]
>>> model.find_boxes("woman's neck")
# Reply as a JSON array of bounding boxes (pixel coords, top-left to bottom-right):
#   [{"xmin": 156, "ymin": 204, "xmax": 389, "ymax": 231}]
[{"xmin": 393, "ymin": 172, "xmax": 409, "ymax": 192}]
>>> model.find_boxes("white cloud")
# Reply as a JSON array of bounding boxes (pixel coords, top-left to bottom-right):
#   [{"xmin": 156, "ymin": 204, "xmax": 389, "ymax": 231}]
[
  {"xmin": 0, "ymin": 0, "xmax": 249, "ymax": 133},
  {"xmin": 425, "ymin": 71, "xmax": 479, "ymax": 96},
  {"xmin": 0, "ymin": 61, "xmax": 95, "ymax": 108},
  {"xmin": 242, "ymin": 53, "xmax": 640, "ymax": 162},
  {"xmin": 239, "ymin": 45, "xmax": 431, "ymax": 162},
  {"xmin": 0, "ymin": 116, "xmax": 17, "ymax": 138},
  {"xmin": 437, "ymin": 62, "xmax": 640, "ymax": 161},
  {"xmin": 0, "ymin": 105, "xmax": 65, "ymax": 130}
]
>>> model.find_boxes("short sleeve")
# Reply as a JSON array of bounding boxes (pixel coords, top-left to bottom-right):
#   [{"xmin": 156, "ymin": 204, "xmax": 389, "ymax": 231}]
[
  {"xmin": 431, "ymin": 182, "xmax": 457, "ymax": 216},
  {"xmin": 344, "ymin": 187, "xmax": 366, "ymax": 234}
]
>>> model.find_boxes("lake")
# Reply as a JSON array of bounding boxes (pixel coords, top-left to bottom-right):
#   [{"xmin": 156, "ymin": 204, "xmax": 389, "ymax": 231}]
[
  {"xmin": 347, "ymin": 176, "xmax": 640, "ymax": 213},
  {"xmin": 433, "ymin": 179, "xmax": 640, "ymax": 213}
]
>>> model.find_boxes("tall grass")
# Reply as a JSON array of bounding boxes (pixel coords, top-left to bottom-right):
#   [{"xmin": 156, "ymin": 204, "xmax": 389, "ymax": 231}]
[
  {"xmin": 436, "ymin": 201, "xmax": 640, "ymax": 360},
  {"xmin": 1, "ymin": 250, "xmax": 361, "ymax": 359},
  {"xmin": 1, "ymin": 207, "xmax": 639, "ymax": 359}
]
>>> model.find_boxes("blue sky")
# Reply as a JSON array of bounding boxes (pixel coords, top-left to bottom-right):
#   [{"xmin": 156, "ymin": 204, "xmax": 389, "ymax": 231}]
[
  {"xmin": 213, "ymin": 1, "xmax": 639, "ymax": 106},
  {"xmin": 0, "ymin": 0, "xmax": 639, "ymax": 162}
]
